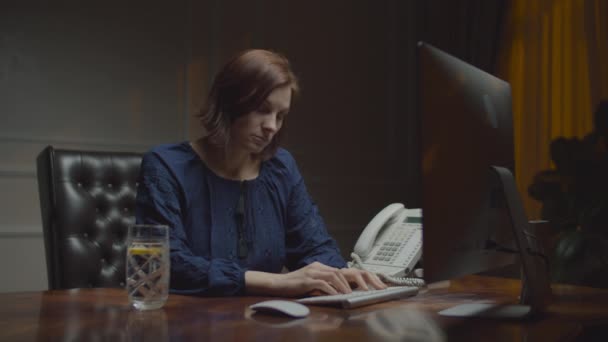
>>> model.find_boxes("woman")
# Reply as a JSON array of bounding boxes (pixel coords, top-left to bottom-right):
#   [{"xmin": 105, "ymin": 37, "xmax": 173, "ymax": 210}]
[{"xmin": 135, "ymin": 49, "xmax": 385, "ymax": 297}]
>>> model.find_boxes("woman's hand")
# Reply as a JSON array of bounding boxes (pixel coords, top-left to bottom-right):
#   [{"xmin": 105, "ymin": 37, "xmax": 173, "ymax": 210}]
[
  {"xmin": 338, "ymin": 267, "xmax": 387, "ymax": 292},
  {"xmin": 245, "ymin": 262, "xmax": 387, "ymax": 297}
]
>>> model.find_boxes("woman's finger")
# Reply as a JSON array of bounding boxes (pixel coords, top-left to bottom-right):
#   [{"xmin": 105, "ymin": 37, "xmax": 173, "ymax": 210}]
[
  {"xmin": 342, "ymin": 269, "xmax": 369, "ymax": 291},
  {"xmin": 335, "ymin": 269, "xmax": 352, "ymax": 293},
  {"xmin": 362, "ymin": 271, "xmax": 387, "ymax": 289},
  {"xmin": 306, "ymin": 263, "xmax": 351, "ymax": 293},
  {"xmin": 313, "ymin": 269, "xmax": 351, "ymax": 294},
  {"xmin": 307, "ymin": 279, "xmax": 338, "ymax": 295}
]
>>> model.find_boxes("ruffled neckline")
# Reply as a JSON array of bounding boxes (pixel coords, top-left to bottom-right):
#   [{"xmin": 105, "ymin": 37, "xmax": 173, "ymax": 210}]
[{"xmin": 181, "ymin": 141, "xmax": 268, "ymax": 185}]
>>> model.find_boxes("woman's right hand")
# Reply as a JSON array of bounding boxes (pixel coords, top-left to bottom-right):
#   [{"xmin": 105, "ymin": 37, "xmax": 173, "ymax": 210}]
[
  {"xmin": 245, "ymin": 262, "xmax": 352, "ymax": 297},
  {"xmin": 272, "ymin": 262, "xmax": 353, "ymax": 296},
  {"xmin": 245, "ymin": 262, "xmax": 385, "ymax": 297}
]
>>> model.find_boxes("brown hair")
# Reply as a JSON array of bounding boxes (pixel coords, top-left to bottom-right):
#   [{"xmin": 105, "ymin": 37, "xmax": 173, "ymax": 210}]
[{"xmin": 198, "ymin": 49, "xmax": 299, "ymax": 159}]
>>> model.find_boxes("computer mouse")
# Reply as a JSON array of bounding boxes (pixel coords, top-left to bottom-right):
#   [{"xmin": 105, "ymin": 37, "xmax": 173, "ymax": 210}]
[{"xmin": 249, "ymin": 300, "xmax": 310, "ymax": 318}]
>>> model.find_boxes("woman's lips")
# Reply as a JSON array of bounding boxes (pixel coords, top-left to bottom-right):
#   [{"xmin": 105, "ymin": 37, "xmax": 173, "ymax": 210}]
[{"xmin": 252, "ymin": 135, "xmax": 269, "ymax": 145}]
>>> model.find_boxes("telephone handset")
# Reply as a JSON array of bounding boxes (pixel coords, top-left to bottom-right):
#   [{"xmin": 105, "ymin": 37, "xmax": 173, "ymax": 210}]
[{"xmin": 349, "ymin": 203, "xmax": 424, "ymax": 287}]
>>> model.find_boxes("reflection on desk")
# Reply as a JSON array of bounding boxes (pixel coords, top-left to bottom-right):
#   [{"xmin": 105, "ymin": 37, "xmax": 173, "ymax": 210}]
[
  {"xmin": 1, "ymin": 275, "xmax": 608, "ymax": 341},
  {"xmin": 246, "ymin": 306, "xmax": 445, "ymax": 341},
  {"xmin": 355, "ymin": 308, "xmax": 445, "ymax": 341}
]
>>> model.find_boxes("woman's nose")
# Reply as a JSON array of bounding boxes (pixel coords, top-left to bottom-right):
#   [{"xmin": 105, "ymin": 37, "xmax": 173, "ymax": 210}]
[{"xmin": 262, "ymin": 115, "xmax": 278, "ymax": 132}]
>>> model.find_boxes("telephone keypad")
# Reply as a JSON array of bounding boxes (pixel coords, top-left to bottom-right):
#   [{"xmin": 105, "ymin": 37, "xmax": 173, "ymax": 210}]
[{"xmin": 370, "ymin": 223, "xmax": 421, "ymax": 266}]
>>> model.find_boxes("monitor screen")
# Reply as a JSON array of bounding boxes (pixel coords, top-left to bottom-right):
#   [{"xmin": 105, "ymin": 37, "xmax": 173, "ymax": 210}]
[{"xmin": 417, "ymin": 42, "xmax": 518, "ymax": 283}]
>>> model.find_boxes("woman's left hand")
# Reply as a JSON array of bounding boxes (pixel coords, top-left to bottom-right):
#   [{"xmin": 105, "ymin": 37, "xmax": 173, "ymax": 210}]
[{"xmin": 338, "ymin": 268, "xmax": 387, "ymax": 291}]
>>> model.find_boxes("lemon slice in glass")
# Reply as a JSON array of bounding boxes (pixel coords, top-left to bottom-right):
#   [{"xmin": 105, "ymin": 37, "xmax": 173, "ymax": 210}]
[{"xmin": 128, "ymin": 246, "xmax": 163, "ymax": 256}]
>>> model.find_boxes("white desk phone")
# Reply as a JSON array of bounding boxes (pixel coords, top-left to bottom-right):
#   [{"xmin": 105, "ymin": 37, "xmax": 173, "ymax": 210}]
[{"xmin": 348, "ymin": 203, "xmax": 425, "ymax": 287}]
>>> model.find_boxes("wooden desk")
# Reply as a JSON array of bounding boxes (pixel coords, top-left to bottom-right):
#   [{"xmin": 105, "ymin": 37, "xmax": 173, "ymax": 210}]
[{"xmin": 2, "ymin": 275, "xmax": 608, "ymax": 341}]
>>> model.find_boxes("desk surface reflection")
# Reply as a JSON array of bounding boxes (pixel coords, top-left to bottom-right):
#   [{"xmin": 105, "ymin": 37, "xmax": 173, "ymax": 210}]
[{"xmin": 1, "ymin": 275, "xmax": 608, "ymax": 341}]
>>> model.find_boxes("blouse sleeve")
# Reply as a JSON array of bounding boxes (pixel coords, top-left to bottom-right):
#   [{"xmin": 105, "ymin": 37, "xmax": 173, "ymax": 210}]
[
  {"xmin": 135, "ymin": 152, "xmax": 246, "ymax": 296},
  {"xmin": 283, "ymin": 157, "xmax": 347, "ymax": 270}
]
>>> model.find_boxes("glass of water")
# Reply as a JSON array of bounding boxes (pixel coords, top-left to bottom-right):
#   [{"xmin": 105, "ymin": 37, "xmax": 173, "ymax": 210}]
[{"xmin": 126, "ymin": 224, "xmax": 170, "ymax": 310}]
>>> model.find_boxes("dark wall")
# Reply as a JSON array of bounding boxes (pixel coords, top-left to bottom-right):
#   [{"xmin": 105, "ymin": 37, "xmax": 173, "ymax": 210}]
[
  {"xmin": 417, "ymin": 0, "xmax": 506, "ymax": 74},
  {"xmin": 187, "ymin": 0, "xmax": 506, "ymax": 258},
  {"xmin": 0, "ymin": 1, "xmax": 507, "ymax": 292},
  {"xmin": 184, "ymin": 0, "xmax": 423, "ymax": 256},
  {"xmin": 0, "ymin": 1, "xmax": 193, "ymax": 291},
  {"xmin": 0, "ymin": 1, "xmax": 422, "ymax": 273}
]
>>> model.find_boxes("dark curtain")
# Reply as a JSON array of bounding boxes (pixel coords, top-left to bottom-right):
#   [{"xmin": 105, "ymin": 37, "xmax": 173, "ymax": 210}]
[
  {"xmin": 416, "ymin": 0, "xmax": 507, "ymax": 74},
  {"xmin": 404, "ymin": 0, "xmax": 508, "ymax": 207}
]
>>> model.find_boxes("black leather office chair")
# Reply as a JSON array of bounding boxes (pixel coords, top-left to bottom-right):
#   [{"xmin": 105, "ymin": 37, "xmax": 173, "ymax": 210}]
[{"xmin": 37, "ymin": 146, "xmax": 143, "ymax": 290}]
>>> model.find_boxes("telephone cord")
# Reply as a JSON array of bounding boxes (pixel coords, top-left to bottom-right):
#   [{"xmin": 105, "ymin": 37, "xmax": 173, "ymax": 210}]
[{"xmin": 348, "ymin": 252, "xmax": 426, "ymax": 288}]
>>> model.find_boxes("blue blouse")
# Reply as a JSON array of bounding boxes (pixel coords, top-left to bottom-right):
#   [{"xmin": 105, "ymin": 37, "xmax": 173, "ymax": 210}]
[{"xmin": 135, "ymin": 142, "xmax": 346, "ymax": 296}]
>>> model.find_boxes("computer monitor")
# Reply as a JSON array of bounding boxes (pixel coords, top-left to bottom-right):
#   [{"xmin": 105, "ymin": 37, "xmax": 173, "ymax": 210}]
[{"xmin": 417, "ymin": 42, "xmax": 552, "ymax": 318}]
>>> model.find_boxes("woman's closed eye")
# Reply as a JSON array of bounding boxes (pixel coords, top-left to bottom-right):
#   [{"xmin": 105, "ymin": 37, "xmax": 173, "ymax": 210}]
[
  {"xmin": 276, "ymin": 111, "xmax": 288, "ymax": 121},
  {"xmin": 257, "ymin": 105, "xmax": 272, "ymax": 114}
]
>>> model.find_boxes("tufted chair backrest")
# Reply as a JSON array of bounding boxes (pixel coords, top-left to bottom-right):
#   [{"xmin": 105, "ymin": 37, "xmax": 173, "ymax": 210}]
[{"xmin": 36, "ymin": 146, "xmax": 143, "ymax": 290}]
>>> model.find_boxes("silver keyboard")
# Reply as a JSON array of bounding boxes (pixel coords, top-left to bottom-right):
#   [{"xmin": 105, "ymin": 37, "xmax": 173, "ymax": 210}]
[{"xmin": 296, "ymin": 286, "xmax": 419, "ymax": 309}]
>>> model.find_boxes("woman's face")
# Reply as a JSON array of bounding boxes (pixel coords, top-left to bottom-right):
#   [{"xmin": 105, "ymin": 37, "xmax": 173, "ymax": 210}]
[{"xmin": 230, "ymin": 86, "xmax": 291, "ymax": 154}]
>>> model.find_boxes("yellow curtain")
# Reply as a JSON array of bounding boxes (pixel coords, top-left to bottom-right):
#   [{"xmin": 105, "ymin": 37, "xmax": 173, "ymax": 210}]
[{"xmin": 497, "ymin": 0, "xmax": 608, "ymax": 219}]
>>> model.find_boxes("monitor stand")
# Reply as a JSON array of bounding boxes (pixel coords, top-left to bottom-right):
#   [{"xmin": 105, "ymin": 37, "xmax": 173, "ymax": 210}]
[{"xmin": 439, "ymin": 166, "xmax": 553, "ymax": 319}]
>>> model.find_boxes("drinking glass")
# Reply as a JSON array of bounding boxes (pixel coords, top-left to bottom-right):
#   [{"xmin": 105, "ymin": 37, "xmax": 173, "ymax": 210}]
[{"xmin": 126, "ymin": 224, "xmax": 170, "ymax": 310}]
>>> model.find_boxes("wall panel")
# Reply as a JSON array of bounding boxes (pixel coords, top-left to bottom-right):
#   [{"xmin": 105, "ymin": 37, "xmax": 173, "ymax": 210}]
[
  {"xmin": 0, "ymin": 2, "xmax": 190, "ymax": 292},
  {"xmin": 0, "ymin": 0, "xmax": 419, "ymax": 291}
]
